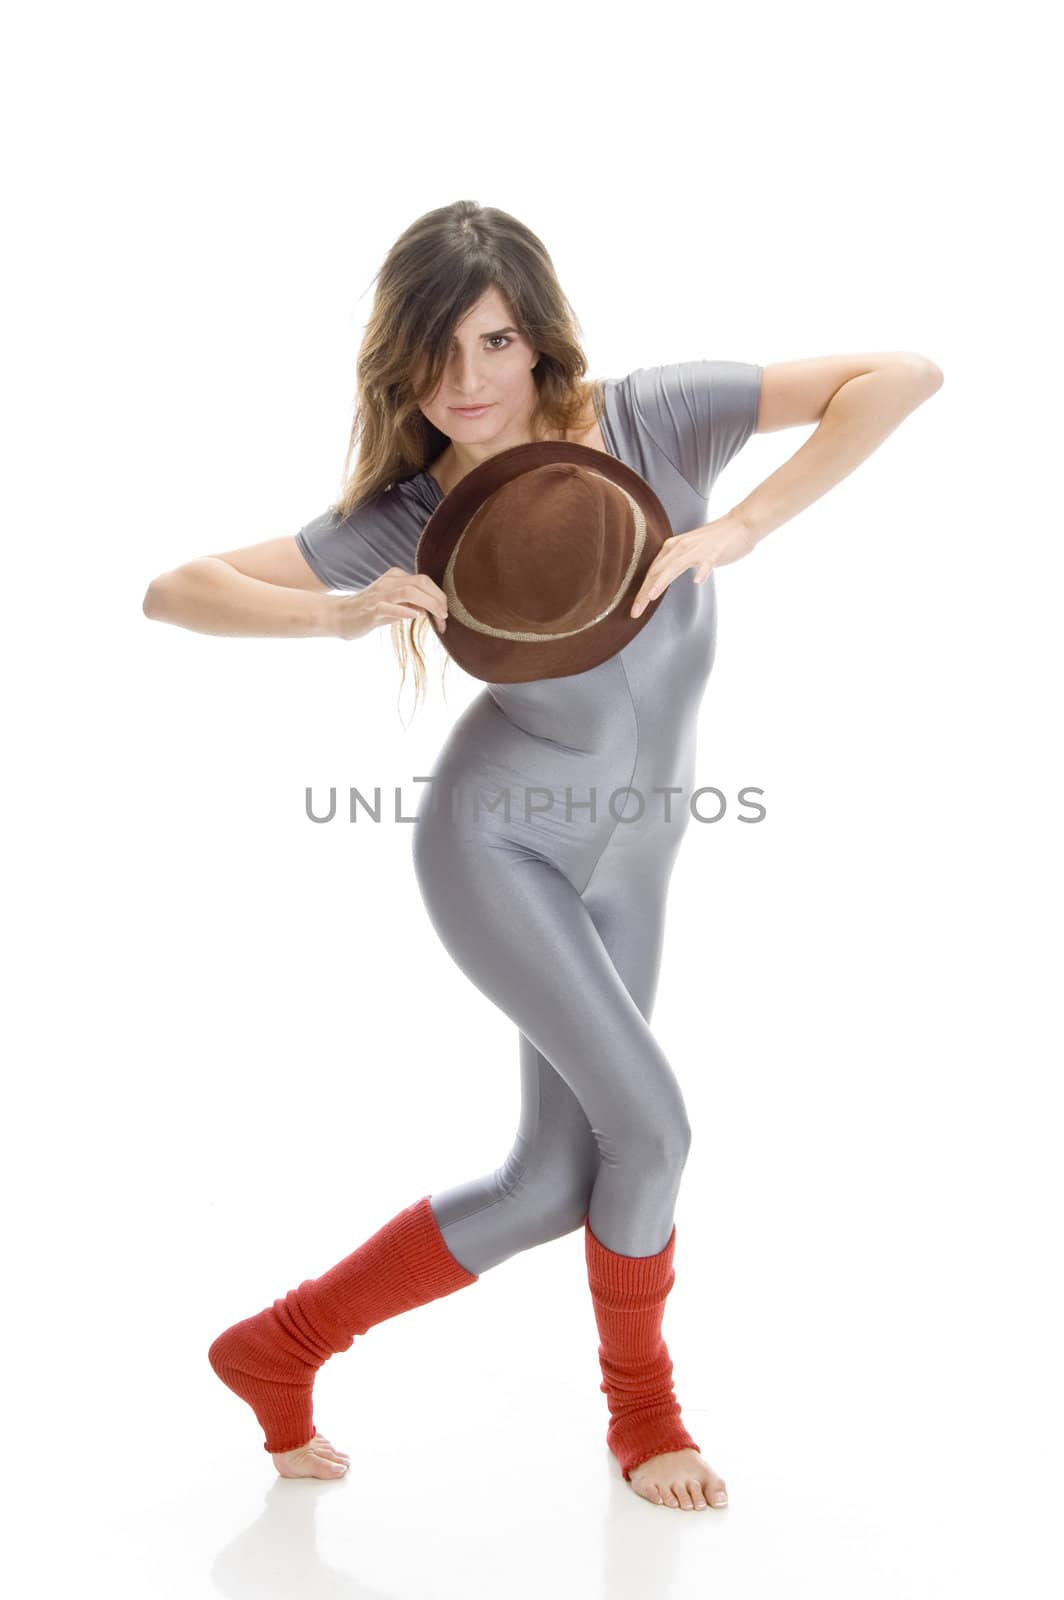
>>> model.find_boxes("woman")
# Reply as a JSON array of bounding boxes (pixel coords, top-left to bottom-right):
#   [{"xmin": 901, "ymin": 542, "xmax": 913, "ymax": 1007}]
[{"xmin": 143, "ymin": 199, "xmax": 942, "ymax": 1511}]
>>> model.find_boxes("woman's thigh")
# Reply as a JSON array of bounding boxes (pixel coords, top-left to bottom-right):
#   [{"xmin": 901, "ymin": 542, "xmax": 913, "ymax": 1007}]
[{"xmin": 414, "ymin": 833, "xmax": 690, "ymax": 1148}]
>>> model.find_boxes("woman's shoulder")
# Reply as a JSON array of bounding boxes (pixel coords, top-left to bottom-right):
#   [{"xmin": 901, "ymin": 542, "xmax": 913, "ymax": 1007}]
[
  {"xmin": 294, "ymin": 474, "xmax": 436, "ymax": 591},
  {"xmin": 609, "ymin": 359, "xmax": 763, "ymax": 496}
]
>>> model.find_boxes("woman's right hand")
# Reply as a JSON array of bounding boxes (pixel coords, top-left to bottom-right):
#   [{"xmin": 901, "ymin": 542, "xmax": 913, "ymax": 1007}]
[{"xmin": 328, "ymin": 568, "xmax": 449, "ymax": 641}]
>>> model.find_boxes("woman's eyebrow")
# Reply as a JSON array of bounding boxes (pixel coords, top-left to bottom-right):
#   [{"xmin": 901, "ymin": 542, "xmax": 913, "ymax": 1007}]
[{"xmin": 453, "ymin": 325, "xmax": 520, "ymax": 341}]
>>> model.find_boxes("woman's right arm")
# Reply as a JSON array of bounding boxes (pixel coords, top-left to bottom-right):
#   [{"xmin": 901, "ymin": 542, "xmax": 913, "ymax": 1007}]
[{"xmin": 141, "ymin": 537, "xmax": 447, "ymax": 640}]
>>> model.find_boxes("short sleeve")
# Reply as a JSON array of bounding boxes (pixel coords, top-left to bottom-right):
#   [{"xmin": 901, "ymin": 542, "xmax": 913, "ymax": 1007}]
[
  {"xmin": 629, "ymin": 359, "xmax": 762, "ymax": 499},
  {"xmin": 294, "ymin": 498, "xmax": 420, "ymax": 592}
]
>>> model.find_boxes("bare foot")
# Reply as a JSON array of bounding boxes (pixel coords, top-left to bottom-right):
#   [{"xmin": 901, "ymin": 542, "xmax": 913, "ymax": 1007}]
[
  {"xmin": 628, "ymin": 1448, "xmax": 728, "ymax": 1510},
  {"xmin": 271, "ymin": 1431, "xmax": 350, "ymax": 1480}
]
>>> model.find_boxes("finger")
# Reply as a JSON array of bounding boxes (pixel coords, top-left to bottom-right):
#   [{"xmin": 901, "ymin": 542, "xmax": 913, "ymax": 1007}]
[
  {"xmin": 382, "ymin": 597, "xmax": 447, "ymax": 630},
  {"xmin": 405, "ymin": 576, "xmax": 448, "ymax": 627},
  {"xmin": 408, "ymin": 571, "xmax": 448, "ymax": 603},
  {"xmin": 631, "ymin": 568, "xmax": 677, "ymax": 617},
  {"xmin": 633, "ymin": 551, "xmax": 690, "ymax": 615},
  {"xmin": 630, "ymin": 572, "xmax": 660, "ymax": 617}
]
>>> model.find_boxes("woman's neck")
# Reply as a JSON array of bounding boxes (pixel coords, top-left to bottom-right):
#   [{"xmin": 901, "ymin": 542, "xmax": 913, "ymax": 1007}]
[{"xmin": 428, "ymin": 406, "xmax": 602, "ymax": 496}]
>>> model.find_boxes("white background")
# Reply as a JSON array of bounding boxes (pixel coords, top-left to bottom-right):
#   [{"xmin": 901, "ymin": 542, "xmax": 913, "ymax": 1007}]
[{"xmin": 4, "ymin": 2, "xmax": 1060, "ymax": 1596}]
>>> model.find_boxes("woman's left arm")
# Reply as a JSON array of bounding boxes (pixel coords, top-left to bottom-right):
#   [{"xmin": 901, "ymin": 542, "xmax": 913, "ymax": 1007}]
[{"xmin": 629, "ymin": 354, "xmax": 944, "ymax": 616}]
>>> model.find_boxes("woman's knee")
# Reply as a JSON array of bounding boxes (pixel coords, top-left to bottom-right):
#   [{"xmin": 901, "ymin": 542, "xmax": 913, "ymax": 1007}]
[
  {"xmin": 504, "ymin": 1164, "xmax": 595, "ymax": 1243},
  {"xmin": 609, "ymin": 1101, "xmax": 692, "ymax": 1177}
]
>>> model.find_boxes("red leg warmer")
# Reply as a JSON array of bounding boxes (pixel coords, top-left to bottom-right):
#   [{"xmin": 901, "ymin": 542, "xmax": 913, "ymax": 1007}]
[
  {"xmin": 208, "ymin": 1194, "xmax": 478, "ymax": 1454},
  {"xmin": 584, "ymin": 1217, "xmax": 701, "ymax": 1480}
]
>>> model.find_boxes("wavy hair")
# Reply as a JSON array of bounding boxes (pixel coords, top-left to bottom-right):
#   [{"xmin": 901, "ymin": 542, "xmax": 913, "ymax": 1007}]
[{"xmin": 327, "ymin": 200, "xmax": 604, "ymax": 719}]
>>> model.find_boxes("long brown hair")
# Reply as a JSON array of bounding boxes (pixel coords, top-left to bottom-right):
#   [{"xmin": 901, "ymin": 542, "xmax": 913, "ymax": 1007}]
[{"xmin": 328, "ymin": 200, "xmax": 605, "ymax": 718}]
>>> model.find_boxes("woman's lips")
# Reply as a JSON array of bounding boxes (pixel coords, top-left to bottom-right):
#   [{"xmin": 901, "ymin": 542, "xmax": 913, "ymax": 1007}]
[{"xmin": 452, "ymin": 404, "xmax": 493, "ymax": 416}]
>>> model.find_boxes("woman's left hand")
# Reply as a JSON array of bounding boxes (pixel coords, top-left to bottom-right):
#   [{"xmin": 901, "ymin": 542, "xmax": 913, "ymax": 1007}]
[{"xmin": 629, "ymin": 514, "xmax": 761, "ymax": 618}]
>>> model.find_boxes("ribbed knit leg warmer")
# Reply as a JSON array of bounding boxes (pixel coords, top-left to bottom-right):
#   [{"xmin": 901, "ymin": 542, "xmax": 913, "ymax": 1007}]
[
  {"xmin": 584, "ymin": 1217, "xmax": 701, "ymax": 1480},
  {"xmin": 208, "ymin": 1194, "xmax": 478, "ymax": 1454}
]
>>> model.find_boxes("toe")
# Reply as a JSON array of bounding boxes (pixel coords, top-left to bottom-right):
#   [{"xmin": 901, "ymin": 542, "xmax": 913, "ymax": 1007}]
[
  {"xmin": 314, "ymin": 1434, "xmax": 349, "ymax": 1462},
  {"xmin": 688, "ymin": 1479, "xmax": 708, "ymax": 1509},
  {"xmin": 709, "ymin": 1484, "xmax": 728, "ymax": 1507},
  {"xmin": 673, "ymin": 1481, "xmax": 695, "ymax": 1510}
]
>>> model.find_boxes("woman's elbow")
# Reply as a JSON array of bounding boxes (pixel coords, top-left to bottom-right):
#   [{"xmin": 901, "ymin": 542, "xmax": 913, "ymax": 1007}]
[{"xmin": 142, "ymin": 573, "xmax": 173, "ymax": 620}]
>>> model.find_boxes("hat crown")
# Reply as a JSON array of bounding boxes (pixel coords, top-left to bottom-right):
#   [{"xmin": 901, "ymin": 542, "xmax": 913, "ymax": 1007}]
[{"xmin": 454, "ymin": 463, "xmax": 633, "ymax": 629}]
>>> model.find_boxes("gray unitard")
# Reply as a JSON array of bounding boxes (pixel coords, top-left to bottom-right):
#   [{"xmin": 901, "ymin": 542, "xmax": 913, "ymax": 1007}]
[{"xmin": 296, "ymin": 360, "xmax": 762, "ymax": 1271}]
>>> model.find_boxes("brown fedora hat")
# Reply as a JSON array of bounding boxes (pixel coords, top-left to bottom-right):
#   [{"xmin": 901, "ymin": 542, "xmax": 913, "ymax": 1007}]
[{"xmin": 415, "ymin": 440, "xmax": 674, "ymax": 684}]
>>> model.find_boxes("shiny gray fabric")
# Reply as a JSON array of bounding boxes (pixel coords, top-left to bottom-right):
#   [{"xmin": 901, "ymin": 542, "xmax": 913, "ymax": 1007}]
[{"xmin": 297, "ymin": 361, "xmax": 762, "ymax": 1269}]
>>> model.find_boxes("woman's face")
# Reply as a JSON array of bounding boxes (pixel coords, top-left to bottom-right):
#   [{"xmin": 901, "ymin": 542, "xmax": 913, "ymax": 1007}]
[{"xmin": 413, "ymin": 284, "xmax": 540, "ymax": 443}]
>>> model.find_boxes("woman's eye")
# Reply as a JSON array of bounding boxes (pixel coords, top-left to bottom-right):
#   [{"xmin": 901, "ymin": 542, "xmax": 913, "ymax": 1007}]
[{"xmin": 486, "ymin": 336, "xmax": 511, "ymax": 350}]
